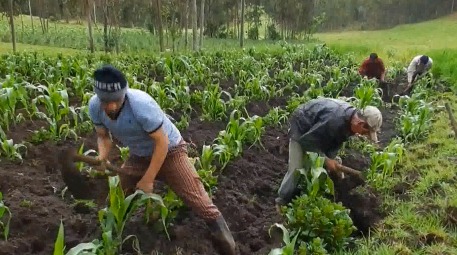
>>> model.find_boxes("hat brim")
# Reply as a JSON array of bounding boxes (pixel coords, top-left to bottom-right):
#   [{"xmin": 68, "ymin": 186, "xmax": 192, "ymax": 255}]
[
  {"xmin": 369, "ymin": 130, "xmax": 379, "ymax": 143},
  {"xmin": 94, "ymin": 86, "xmax": 127, "ymax": 103}
]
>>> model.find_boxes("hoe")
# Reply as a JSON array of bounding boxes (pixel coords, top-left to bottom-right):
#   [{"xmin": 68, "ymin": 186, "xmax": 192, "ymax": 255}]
[{"xmin": 58, "ymin": 147, "xmax": 122, "ymax": 200}]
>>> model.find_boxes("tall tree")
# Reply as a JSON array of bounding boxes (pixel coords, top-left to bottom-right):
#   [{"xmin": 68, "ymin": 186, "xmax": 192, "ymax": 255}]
[
  {"xmin": 8, "ymin": 0, "xmax": 16, "ymax": 52},
  {"xmin": 184, "ymin": 0, "xmax": 189, "ymax": 49},
  {"xmin": 199, "ymin": 0, "xmax": 205, "ymax": 49},
  {"xmin": 155, "ymin": 0, "xmax": 164, "ymax": 51},
  {"xmin": 240, "ymin": 0, "xmax": 244, "ymax": 47},
  {"xmin": 191, "ymin": 0, "xmax": 197, "ymax": 51},
  {"xmin": 28, "ymin": 0, "xmax": 34, "ymax": 32},
  {"xmin": 86, "ymin": 0, "xmax": 95, "ymax": 53}
]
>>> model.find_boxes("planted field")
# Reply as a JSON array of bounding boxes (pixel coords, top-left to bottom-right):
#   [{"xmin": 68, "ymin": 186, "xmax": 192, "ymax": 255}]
[{"xmin": 0, "ymin": 44, "xmax": 451, "ymax": 254}]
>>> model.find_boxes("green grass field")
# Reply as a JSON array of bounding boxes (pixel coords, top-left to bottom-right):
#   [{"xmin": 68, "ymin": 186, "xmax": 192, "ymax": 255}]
[{"xmin": 1, "ymin": 13, "xmax": 457, "ymax": 255}]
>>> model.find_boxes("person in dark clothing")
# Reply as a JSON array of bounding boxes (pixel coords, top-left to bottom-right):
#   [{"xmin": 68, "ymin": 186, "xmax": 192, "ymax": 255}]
[
  {"xmin": 275, "ymin": 98, "xmax": 383, "ymax": 209},
  {"xmin": 358, "ymin": 53, "xmax": 386, "ymax": 81}
]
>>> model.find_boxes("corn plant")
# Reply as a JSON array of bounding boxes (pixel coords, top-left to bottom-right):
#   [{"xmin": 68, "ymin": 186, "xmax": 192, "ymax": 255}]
[
  {"xmin": 116, "ymin": 145, "xmax": 130, "ymax": 163},
  {"xmin": 268, "ymin": 223, "xmax": 301, "ymax": 255},
  {"xmin": 0, "ymin": 85, "xmax": 27, "ymax": 131},
  {"xmin": 200, "ymin": 83, "xmax": 229, "ymax": 121},
  {"xmin": 296, "ymin": 152, "xmax": 335, "ymax": 199},
  {"xmin": 66, "ymin": 176, "xmax": 167, "ymax": 255},
  {"xmin": 263, "ymin": 107, "xmax": 289, "ymax": 128},
  {"xmin": 31, "ymin": 87, "xmax": 79, "ymax": 141},
  {"xmin": 0, "ymin": 192, "xmax": 12, "ymax": 241},
  {"xmin": 368, "ymin": 138, "xmax": 405, "ymax": 188},
  {"xmin": 53, "ymin": 220, "xmax": 65, "ymax": 255},
  {"xmin": 242, "ymin": 115, "xmax": 265, "ymax": 148},
  {"xmin": 144, "ymin": 187, "xmax": 183, "ymax": 240},
  {"xmin": 0, "ymin": 138, "xmax": 27, "ymax": 163},
  {"xmin": 195, "ymin": 145, "xmax": 218, "ymax": 195},
  {"xmin": 397, "ymin": 96, "xmax": 433, "ymax": 142},
  {"xmin": 351, "ymin": 79, "xmax": 383, "ymax": 109}
]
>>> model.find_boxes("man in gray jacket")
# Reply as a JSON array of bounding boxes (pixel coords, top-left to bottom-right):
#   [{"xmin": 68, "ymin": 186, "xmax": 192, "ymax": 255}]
[{"xmin": 275, "ymin": 98, "xmax": 382, "ymax": 210}]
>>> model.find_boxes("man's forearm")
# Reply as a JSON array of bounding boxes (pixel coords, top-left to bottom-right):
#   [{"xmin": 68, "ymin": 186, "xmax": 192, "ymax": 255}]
[
  {"xmin": 143, "ymin": 139, "xmax": 168, "ymax": 181},
  {"xmin": 97, "ymin": 136, "xmax": 112, "ymax": 160}
]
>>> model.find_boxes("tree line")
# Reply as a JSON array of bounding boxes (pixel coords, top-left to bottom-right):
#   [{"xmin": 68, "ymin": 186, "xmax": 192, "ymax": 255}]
[{"xmin": 1, "ymin": 0, "xmax": 456, "ymax": 53}]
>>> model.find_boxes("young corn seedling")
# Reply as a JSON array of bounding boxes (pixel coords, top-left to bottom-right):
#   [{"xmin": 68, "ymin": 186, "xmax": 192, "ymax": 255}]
[
  {"xmin": 116, "ymin": 145, "xmax": 130, "ymax": 163},
  {"xmin": 242, "ymin": 115, "xmax": 265, "ymax": 148},
  {"xmin": 144, "ymin": 187, "xmax": 183, "ymax": 240},
  {"xmin": 201, "ymin": 83, "xmax": 229, "ymax": 122},
  {"xmin": 263, "ymin": 107, "xmax": 289, "ymax": 128},
  {"xmin": 0, "ymin": 192, "xmax": 12, "ymax": 241},
  {"xmin": 397, "ymin": 96, "xmax": 433, "ymax": 142},
  {"xmin": 212, "ymin": 143, "xmax": 236, "ymax": 171},
  {"xmin": 0, "ymin": 85, "xmax": 27, "ymax": 131},
  {"xmin": 297, "ymin": 152, "xmax": 335, "ymax": 199},
  {"xmin": 52, "ymin": 220, "xmax": 65, "ymax": 255},
  {"xmin": 0, "ymin": 132, "xmax": 27, "ymax": 163},
  {"xmin": 351, "ymin": 79, "xmax": 383, "ymax": 109},
  {"xmin": 31, "ymin": 88, "xmax": 78, "ymax": 141},
  {"xmin": 368, "ymin": 138, "xmax": 405, "ymax": 189},
  {"xmin": 66, "ymin": 176, "xmax": 167, "ymax": 255},
  {"xmin": 268, "ymin": 223, "xmax": 301, "ymax": 255},
  {"xmin": 195, "ymin": 145, "xmax": 218, "ymax": 195}
]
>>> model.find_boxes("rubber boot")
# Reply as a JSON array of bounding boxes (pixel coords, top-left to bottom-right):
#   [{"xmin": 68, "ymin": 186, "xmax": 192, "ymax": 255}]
[{"xmin": 207, "ymin": 215, "xmax": 237, "ymax": 255}]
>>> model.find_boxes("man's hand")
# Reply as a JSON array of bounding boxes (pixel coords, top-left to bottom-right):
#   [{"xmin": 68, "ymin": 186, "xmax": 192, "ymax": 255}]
[
  {"xmin": 324, "ymin": 158, "xmax": 339, "ymax": 173},
  {"xmin": 94, "ymin": 156, "xmax": 110, "ymax": 172},
  {"xmin": 136, "ymin": 176, "xmax": 154, "ymax": 194}
]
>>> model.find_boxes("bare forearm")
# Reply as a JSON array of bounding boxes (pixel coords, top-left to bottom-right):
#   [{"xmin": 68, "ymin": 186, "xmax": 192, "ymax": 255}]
[
  {"xmin": 97, "ymin": 136, "xmax": 112, "ymax": 160},
  {"xmin": 144, "ymin": 140, "xmax": 168, "ymax": 180}
]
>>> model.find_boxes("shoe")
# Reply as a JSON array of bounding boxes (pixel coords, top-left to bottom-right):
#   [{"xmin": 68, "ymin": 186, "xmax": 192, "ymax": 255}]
[{"xmin": 207, "ymin": 215, "xmax": 236, "ymax": 255}]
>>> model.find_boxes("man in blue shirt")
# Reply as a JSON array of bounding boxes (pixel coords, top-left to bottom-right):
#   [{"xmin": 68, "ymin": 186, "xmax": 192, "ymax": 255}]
[{"xmin": 88, "ymin": 65, "xmax": 236, "ymax": 255}]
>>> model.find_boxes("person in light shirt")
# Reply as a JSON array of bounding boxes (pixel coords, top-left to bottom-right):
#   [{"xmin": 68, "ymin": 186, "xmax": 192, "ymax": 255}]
[
  {"xmin": 403, "ymin": 55, "xmax": 433, "ymax": 94},
  {"xmin": 88, "ymin": 65, "xmax": 236, "ymax": 255}
]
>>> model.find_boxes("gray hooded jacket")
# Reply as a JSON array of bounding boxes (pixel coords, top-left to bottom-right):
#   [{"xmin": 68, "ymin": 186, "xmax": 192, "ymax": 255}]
[{"xmin": 288, "ymin": 98, "xmax": 356, "ymax": 159}]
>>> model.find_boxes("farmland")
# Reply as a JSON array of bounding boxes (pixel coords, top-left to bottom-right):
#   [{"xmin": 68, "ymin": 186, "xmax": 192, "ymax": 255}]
[{"xmin": 1, "ymin": 13, "xmax": 457, "ymax": 255}]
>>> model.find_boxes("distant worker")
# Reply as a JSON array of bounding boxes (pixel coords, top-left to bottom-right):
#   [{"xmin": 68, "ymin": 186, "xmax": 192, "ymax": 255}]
[
  {"xmin": 402, "ymin": 55, "xmax": 433, "ymax": 95},
  {"xmin": 358, "ymin": 53, "xmax": 386, "ymax": 81},
  {"xmin": 275, "ymin": 98, "xmax": 382, "ymax": 212}
]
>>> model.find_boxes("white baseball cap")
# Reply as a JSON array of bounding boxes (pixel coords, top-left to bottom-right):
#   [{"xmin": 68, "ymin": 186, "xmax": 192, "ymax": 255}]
[{"xmin": 360, "ymin": 106, "xmax": 383, "ymax": 143}]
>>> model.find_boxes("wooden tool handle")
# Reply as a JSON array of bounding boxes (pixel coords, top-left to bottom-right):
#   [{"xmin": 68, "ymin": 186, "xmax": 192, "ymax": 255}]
[
  {"xmin": 336, "ymin": 164, "xmax": 363, "ymax": 178},
  {"xmin": 72, "ymin": 153, "xmax": 123, "ymax": 174}
]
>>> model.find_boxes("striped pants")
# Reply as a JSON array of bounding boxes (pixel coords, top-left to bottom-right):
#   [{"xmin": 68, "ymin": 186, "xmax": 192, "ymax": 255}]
[{"xmin": 119, "ymin": 140, "xmax": 221, "ymax": 221}]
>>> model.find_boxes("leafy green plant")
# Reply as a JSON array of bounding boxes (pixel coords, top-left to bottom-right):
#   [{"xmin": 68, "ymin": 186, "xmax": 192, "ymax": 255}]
[
  {"xmin": 282, "ymin": 195, "xmax": 355, "ymax": 253},
  {"xmin": 268, "ymin": 223, "xmax": 301, "ymax": 255},
  {"xmin": 351, "ymin": 79, "xmax": 383, "ymax": 109},
  {"xmin": 297, "ymin": 152, "xmax": 335, "ymax": 199},
  {"xmin": 397, "ymin": 96, "xmax": 433, "ymax": 142},
  {"xmin": 0, "ymin": 192, "xmax": 12, "ymax": 241},
  {"xmin": 53, "ymin": 220, "xmax": 65, "ymax": 255},
  {"xmin": 368, "ymin": 138, "xmax": 405, "ymax": 188},
  {"xmin": 66, "ymin": 176, "xmax": 167, "ymax": 255}
]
